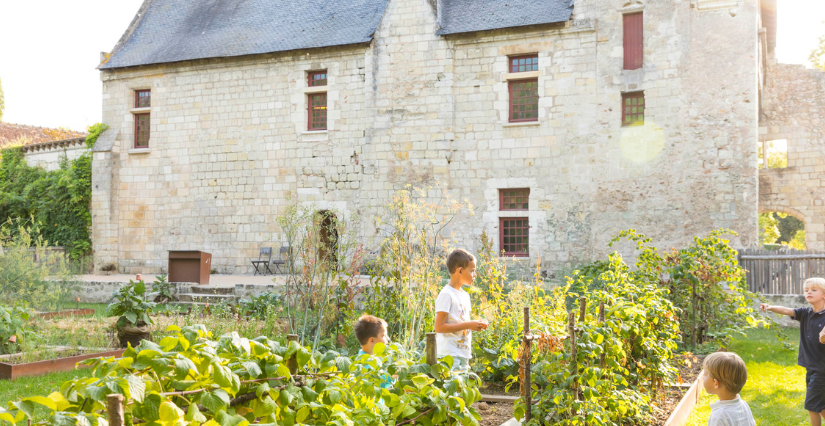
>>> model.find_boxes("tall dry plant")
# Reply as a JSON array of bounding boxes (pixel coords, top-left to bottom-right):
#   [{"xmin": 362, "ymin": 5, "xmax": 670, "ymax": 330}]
[
  {"xmin": 275, "ymin": 202, "xmax": 366, "ymax": 349},
  {"xmin": 364, "ymin": 186, "xmax": 471, "ymax": 351}
]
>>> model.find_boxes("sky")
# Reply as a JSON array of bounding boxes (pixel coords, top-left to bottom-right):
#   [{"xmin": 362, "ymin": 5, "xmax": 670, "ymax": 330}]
[{"xmin": 0, "ymin": 0, "xmax": 823, "ymax": 132}]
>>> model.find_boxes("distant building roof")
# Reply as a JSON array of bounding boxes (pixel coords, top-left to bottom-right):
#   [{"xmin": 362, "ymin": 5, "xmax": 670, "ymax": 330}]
[
  {"xmin": 0, "ymin": 123, "xmax": 87, "ymax": 150},
  {"xmin": 99, "ymin": 0, "xmax": 392, "ymax": 69},
  {"xmin": 436, "ymin": 0, "xmax": 573, "ymax": 35}
]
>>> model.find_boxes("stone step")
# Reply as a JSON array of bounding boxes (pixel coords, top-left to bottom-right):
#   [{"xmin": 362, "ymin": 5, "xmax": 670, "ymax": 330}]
[
  {"xmin": 187, "ymin": 286, "xmax": 236, "ymax": 295},
  {"xmin": 176, "ymin": 293, "xmax": 238, "ymax": 303}
]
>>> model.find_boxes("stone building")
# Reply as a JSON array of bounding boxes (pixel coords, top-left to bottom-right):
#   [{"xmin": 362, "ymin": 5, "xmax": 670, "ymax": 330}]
[
  {"xmin": 92, "ymin": 0, "xmax": 776, "ymax": 274},
  {"xmin": 759, "ymin": 62, "xmax": 825, "ymax": 250},
  {"xmin": 0, "ymin": 123, "xmax": 88, "ymax": 171}
]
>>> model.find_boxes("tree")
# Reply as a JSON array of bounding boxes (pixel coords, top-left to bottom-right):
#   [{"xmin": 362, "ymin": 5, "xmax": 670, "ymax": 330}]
[
  {"xmin": 758, "ymin": 140, "xmax": 787, "ymax": 169},
  {"xmin": 0, "ymin": 77, "xmax": 4, "ymax": 122},
  {"xmin": 810, "ymin": 34, "xmax": 825, "ymax": 71}
]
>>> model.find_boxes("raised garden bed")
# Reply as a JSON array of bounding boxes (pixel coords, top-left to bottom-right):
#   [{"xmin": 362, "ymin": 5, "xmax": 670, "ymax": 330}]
[
  {"xmin": 36, "ymin": 309, "xmax": 96, "ymax": 320},
  {"xmin": 0, "ymin": 349, "xmax": 124, "ymax": 381}
]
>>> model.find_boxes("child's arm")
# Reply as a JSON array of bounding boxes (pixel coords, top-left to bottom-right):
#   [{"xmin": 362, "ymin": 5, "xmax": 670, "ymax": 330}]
[
  {"xmin": 433, "ymin": 312, "xmax": 487, "ymax": 333},
  {"xmin": 760, "ymin": 303, "xmax": 794, "ymax": 317}
]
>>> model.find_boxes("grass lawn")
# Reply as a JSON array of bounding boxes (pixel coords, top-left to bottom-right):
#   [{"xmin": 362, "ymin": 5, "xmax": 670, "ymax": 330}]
[
  {"xmin": 684, "ymin": 327, "xmax": 810, "ymax": 426},
  {"xmin": 0, "ymin": 370, "xmax": 86, "ymax": 421}
]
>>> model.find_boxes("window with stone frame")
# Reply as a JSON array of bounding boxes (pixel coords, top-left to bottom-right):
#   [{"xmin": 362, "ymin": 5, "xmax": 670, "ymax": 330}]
[
  {"xmin": 135, "ymin": 90, "xmax": 151, "ymax": 108},
  {"xmin": 134, "ymin": 114, "xmax": 150, "ymax": 148},
  {"xmin": 308, "ymin": 93, "xmax": 327, "ymax": 131},
  {"xmin": 509, "ymin": 55, "xmax": 539, "ymax": 73},
  {"xmin": 621, "ymin": 92, "xmax": 645, "ymax": 126},
  {"xmin": 308, "ymin": 71, "xmax": 327, "ymax": 87},
  {"xmin": 499, "ymin": 188, "xmax": 530, "ymax": 211},
  {"xmin": 500, "ymin": 218, "xmax": 529, "ymax": 257},
  {"xmin": 508, "ymin": 80, "xmax": 539, "ymax": 122},
  {"xmin": 134, "ymin": 89, "xmax": 151, "ymax": 148},
  {"xmin": 498, "ymin": 188, "xmax": 530, "ymax": 257}
]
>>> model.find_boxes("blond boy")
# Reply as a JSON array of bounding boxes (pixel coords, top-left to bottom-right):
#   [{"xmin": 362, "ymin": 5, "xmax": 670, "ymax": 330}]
[
  {"xmin": 701, "ymin": 352, "xmax": 755, "ymax": 426},
  {"xmin": 761, "ymin": 277, "xmax": 825, "ymax": 425}
]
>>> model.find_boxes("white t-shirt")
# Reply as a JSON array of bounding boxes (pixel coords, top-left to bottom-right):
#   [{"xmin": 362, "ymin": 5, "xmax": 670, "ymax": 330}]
[
  {"xmin": 435, "ymin": 285, "xmax": 473, "ymax": 359},
  {"xmin": 708, "ymin": 396, "xmax": 756, "ymax": 426}
]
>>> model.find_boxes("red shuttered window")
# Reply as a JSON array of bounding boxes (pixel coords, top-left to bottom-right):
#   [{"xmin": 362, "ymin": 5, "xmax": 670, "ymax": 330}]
[
  {"xmin": 500, "ymin": 218, "xmax": 529, "ymax": 257},
  {"xmin": 508, "ymin": 80, "xmax": 539, "ymax": 122},
  {"xmin": 622, "ymin": 92, "xmax": 645, "ymax": 126},
  {"xmin": 623, "ymin": 13, "xmax": 643, "ymax": 70},
  {"xmin": 308, "ymin": 93, "xmax": 327, "ymax": 131},
  {"xmin": 499, "ymin": 188, "xmax": 530, "ymax": 211},
  {"xmin": 135, "ymin": 90, "xmax": 151, "ymax": 108},
  {"xmin": 134, "ymin": 114, "xmax": 150, "ymax": 148}
]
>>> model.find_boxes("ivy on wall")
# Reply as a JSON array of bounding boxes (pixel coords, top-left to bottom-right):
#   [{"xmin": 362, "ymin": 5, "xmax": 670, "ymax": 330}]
[{"xmin": 0, "ymin": 123, "xmax": 107, "ymax": 259}]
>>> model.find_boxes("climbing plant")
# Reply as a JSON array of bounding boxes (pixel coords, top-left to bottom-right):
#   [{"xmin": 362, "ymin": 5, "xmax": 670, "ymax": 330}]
[{"xmin": 0, "ymin": 123, "xmax": 106, "ymax": 259}]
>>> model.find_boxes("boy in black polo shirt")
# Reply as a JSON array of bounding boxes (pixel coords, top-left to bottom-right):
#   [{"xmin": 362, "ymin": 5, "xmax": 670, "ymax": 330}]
[{"xmin": 761, "ymin": 277, "xmax": 825, "ymax": 426}]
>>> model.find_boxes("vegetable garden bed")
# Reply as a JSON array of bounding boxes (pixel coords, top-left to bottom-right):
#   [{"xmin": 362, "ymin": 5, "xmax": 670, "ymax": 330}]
[
  {"xmin": 35, "ymin": 309, "xmax": 96, "ymax": 320},
  {"xmin": 0, "ymin": 349, "xmax": 124, "ymax": 381}
]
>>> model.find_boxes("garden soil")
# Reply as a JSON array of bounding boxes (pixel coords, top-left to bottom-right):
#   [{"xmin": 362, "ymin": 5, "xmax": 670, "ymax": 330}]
[{"xmin": 476, "ymin": 401, "xmax": 514, "ymax": 426}]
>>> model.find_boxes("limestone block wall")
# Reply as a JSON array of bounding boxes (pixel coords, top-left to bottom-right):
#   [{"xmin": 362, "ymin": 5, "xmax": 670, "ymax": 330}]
[
  {"xmin": 24, "ymin": 144, "xmax": 88, "ymax": 171},
  {"xmin": 94, "ymin": 0, "xmax": 760, "ymax": 275},
  {"xmin": 759, "ymin": 63, "xmax": 825, "ymax": 249}
]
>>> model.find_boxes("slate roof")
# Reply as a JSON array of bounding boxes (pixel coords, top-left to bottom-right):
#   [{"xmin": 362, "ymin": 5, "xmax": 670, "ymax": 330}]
[
  {"xmin": 436, "ymin": 0, "xmax": 573, "ymax": 35},
  {"xmin": 99, "ymin": 0, "xmax": 391, "ymax": 69}
]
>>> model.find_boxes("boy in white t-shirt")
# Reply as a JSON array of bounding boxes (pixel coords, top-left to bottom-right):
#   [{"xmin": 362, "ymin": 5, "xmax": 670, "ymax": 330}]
[{"xmin": 433, "ymin": 249, "xmax": 489, "ymax": 371}]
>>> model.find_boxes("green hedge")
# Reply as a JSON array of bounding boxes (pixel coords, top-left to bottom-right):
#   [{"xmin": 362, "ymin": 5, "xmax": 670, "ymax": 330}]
[{"xmin": 0, "ymin": 124, "xmax": 106, "ymax": 259}]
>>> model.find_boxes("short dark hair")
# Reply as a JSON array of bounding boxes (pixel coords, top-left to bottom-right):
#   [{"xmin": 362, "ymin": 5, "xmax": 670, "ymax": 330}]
[
  {"xmin": 354, "ymin": 314, "xmax": 387, "ymax": 345},
  {"xmin": 446, "ymin": 249, "xmax": 476, "ymax": 274}
]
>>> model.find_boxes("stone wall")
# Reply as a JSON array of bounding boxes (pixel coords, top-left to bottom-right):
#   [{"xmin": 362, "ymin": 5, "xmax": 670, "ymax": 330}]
[
  {"xmin": 94, "ymin": 0, "xmax": 761, "ymax": 275},
  {"xmin": 759, "ymin": 62, "xmax": 825, "ymax": 250},
  {"xmin": 24, "ymin": 145, "xmax": 88, "ymax": 171}
]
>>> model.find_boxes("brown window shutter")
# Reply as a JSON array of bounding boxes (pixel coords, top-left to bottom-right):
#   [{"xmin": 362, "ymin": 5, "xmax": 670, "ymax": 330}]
[{"xmin": 623, "ymin": 13, "xmax": 643, "ymax": 70}]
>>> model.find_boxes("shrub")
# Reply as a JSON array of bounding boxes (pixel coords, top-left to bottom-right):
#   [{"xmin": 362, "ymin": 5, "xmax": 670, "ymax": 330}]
[
  {"xmin": 0, "ymin": 305, "xmax": 34, "ymax": 355},
  {"xmin": 107, "ymin": 280, "xmax": 155, "ymax": 329},
  {"xmin": 0, "ymin": 218, "xmax": 74, "ymax": 311}
]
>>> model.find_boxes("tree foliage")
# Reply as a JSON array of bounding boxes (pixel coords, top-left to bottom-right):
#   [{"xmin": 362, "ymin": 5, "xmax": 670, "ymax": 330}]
[
  {"xmin": 0, "ymin": 123, "xmax": 106, "ymax": 258},
  {"xmin": 810, "ymin": 34, "xmax": 825, "ymax": 72},
  {"xmin": 0, "ymin": 77, "xmax": 4, "ymax": 122}
]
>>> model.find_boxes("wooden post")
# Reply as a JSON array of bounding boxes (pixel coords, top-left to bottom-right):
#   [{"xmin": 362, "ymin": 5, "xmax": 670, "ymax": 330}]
[
  {"xmin": 599, "ymin": 301, "xmax": 605, "ymax": 369},
  {"xmin": 426, "ymin": 332, "xmax": 437, "ymax": 366},
  {"xmin": 286, "ymin": 334, "xmax": 299, "ymax": 374},
  {"xmin": 523, "ymin": 307, "xmax": 532, "ymax": 423},
  {"xmin": 106, "ymin": 394, "xmax": 125, "ymax": 426},
  {"xmin": 691, "ymin": 280, "xmax": 696, "ymax": 349},
  {"xmin": 568, "ymin": 310, "xmax": 577, "ymax": 394},
  {"xmin": 578, "ymin": 296, "xmax": 586, "ymax": 322}
]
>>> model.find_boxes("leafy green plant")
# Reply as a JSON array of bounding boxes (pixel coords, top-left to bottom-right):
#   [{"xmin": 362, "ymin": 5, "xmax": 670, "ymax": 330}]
[
  {"xmin": 241, "ymin": 291, "xmax": 282, "ymax": 319},
  {"xmin": 0, "ymin": 306, "xmax": 34, "ymax": 355},
  {"xmin": 150, "ymin": 274, "xmax": 175, "ymax": 304},
  {"xmin": 106, "ymin": 281, "xmax": 155, "ymax": 329},
  {"xmin": 0, "ymin": 325, "xmax": 482, "ymax": 426},
  {"xmin": 0, "ymin": 123, "xmax": 107, "ymax": 260}
]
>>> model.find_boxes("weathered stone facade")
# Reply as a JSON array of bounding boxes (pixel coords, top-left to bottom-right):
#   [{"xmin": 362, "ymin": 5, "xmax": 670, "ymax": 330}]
[
  {"xmin": 94, "ymin": 0, "xmax": 763, "ymax": 274},
  {"xmin": 759, "ymin": 62, "xmax": 825, "ymax": 250}
]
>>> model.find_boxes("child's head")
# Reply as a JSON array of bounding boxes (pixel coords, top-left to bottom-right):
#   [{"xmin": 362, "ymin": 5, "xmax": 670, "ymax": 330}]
[
  {"xmin": 354, "ymin": 314, "xmax": 389, "ymax": 354},
  {"xmin": 447, "ymin": 249, "xmax": 476, "ymax": 286},
  {"xmin": 701, "ymin": 352, "xmax": 747, "ymax": 396},
  {"xmin": 803, "ymin": 278, "xmax": 825, "ymax": 305}
]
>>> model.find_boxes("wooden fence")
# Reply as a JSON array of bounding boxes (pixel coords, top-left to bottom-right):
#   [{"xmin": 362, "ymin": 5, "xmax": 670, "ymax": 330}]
[{"xmin": 738, "ymin": 248, "xmax": 825, "ymax": 294}]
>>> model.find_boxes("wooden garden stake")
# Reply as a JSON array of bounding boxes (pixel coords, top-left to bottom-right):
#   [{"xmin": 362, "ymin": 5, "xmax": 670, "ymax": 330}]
[
  {"xmin": 523, "ymin": 307, "xmax": 532, "ymax": 423},
  {"xmin": 287, "ymin": 334, "xmax": 299, "ymax": 374},
  {"xmin": 106, "ymin": 394, "xmax": 125, "ymax": 426},
  {"xmin": 426, "ymin": 332, "xmax": 437, "ymax": 366},
  {"xmin": 599, "ymin": 301, "xmax": 605, "ymax": 369},
  {"xmin": 568, "ymin": 310, "xmax": 577, "ymax": 394},
  {"xmin": 578, "ymin": 296, "xmax": 586, "ymax": 323}
]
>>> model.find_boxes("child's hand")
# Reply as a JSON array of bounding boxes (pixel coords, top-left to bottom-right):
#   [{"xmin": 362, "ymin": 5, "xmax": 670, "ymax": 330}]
[
  {"xmin": 760, "ymin": 303, "xmax": 771, "ymax": 313},
  {"xmin": 469, "ymin": 320, "xmax": 487, "ymax": 331},
  {"xmin": 479, "ymin": 319, "xmax": 489, "ymax": 330},
  {"xmin": 820, "ymin": 328, "xmax": 825, "ymax": 344}
]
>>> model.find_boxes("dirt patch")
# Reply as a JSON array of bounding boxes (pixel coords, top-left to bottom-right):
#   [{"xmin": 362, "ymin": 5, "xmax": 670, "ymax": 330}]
[
  {"xmin": 476, "ymin": 401, "xmax": 514, "ymax": 426},
  {"xmin": 479, "ymin": 382, "xmax": 520, "ymax": 397},
  {"xmin": 650, "ymin": 352, "xmax": 705, "ymax": 425}
]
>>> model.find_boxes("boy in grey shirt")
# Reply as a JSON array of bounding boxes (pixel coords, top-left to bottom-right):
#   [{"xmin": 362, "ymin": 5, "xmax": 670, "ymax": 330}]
[{"xmin": 701, "ymin": 352, "xmax": 755, "ymax": 426}]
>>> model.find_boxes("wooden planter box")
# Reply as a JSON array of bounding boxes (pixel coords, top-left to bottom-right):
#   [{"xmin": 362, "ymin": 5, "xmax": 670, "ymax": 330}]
[
  {"xmin": 36, "ymin": 309, "xmax": 96, "ymax": 320},
  {"xmin": 0, "ymin": 349, "xmax": 124, "ymax": 381},
  {"xmin": 663, "ymin": 376, "xmax": 703, "ymax": 426}
]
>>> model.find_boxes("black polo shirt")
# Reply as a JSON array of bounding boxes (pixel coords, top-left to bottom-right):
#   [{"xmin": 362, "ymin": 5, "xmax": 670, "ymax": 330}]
[{"xmin": 793, "ymin": 307, "xmax": 825, "ymax": 372}]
